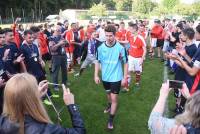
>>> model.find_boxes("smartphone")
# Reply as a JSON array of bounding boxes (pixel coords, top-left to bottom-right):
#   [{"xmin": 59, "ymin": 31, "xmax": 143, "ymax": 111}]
[{"xmin": 169, "ymin": 80, "xmax": 184, "ymax": 89}]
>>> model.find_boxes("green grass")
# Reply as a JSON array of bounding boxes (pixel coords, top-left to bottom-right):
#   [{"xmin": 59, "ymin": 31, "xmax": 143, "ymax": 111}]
[{"xmin": 45, "ymin": 58, "xmax": 166, "ymax": 134}]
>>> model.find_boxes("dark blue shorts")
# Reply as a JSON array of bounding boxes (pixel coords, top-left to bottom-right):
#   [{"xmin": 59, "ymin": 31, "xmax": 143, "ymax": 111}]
[{"xmin": 102, "ymin": 81, "xmax": 121, "ymax": 94}]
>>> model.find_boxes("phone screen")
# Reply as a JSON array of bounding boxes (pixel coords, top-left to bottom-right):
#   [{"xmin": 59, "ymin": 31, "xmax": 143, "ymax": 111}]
[{"xmin": 169, "ymin": 80, "xmax": 184, "ymax": 89}]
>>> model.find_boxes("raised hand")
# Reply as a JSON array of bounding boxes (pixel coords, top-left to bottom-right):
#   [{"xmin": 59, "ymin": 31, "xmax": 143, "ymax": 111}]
[
  {"xmin": 16, "ymin": 54, "xmax": 25, "ymax": 63},
  {"xmin": 62, "ymin": 84, "xmax": 75, "ymax": 105},
  {"xmin": 38, "ymin": 80, "xmax": 48, "ymax": 97}
]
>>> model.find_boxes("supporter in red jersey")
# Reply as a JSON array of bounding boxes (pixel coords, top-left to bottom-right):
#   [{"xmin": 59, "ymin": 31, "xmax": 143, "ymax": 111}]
[
  {"xmin": 65, "ymin": 23, "xmax": 76, "ymax": 72},
  {"xmin": 150, "ymin": 20, "xmax": 164, "ymax": 58},
  {"xmin": 127, "ymin": 23, "xmax": 146, "ymax": 90},
  {"xmin": 12, "ymin": 18, "xmax": 23, "ymax": 48},
  {"xmin": 115, "ymin": 24, "xmax": 122, "ymax": 41},
  {"xmin": 138, "ymin": 24, "xmax": 148, "ymax": 40},
  {"xmin": 38, "ymin": 31, "xmax": 51, "ymax": 61},
  {"xmin": 117, "ymin": 22, "xmax": 132, "ymax": 51},
  {"xmin": 119, "ymin": 21, "xmax": 127, "ymax": 41}
]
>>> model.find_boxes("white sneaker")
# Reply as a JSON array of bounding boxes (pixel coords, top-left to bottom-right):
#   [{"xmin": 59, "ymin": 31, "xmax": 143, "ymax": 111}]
[{"xmin": 74, "ymin": 73, "xmax": 80, "ymax": 77}]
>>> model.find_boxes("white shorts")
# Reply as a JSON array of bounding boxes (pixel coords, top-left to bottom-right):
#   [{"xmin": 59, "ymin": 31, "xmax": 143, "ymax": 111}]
[
  {"xmin": 128, "ymin": 56, "xmax": 142, "ymax": 72},
  {"xmin": 151, "ymin": 38, "xmax": 157, "ymax": 48},
  {"xmin": 66, "ymin": 53, "xmax": 73, "ymax": 68},
  {"xmin": 162, "ymin": 40, "xmax": 169, "ymax": 52}
]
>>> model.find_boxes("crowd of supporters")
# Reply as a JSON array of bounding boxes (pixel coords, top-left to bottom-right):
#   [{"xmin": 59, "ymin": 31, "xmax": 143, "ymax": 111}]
[{"xmin": 0, "ymin": 17, "xmax": 200, "ymax": 133}]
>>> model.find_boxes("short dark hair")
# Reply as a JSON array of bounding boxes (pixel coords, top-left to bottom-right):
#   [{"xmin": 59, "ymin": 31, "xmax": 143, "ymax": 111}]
[
  {"xmin": 176, "ymin": 23, "xmax": 183, "ymax": 30},
  {"xmin": 106, "ymin": 21, "xmax": 111, "ymax": 25},
  {"xmin": 154, "ymin": 19, "xmax": 161, "ymax": 24},
  {"xmin": 57, "ymin": 22, "xmax": 63, "ymax": 26},
  {"xmin": 120, "ymin": 21, "xmax": 125, "ymax": 25},
  {"xmin": 71, "ymin": 23, "xmax": 76, "ymax": 27},
  {"xmin": 3, "ymin": 28, "xmax": 12, "ymax": 35},
  {"xmin": 24, "ymin": 30, "xmax": 33, "ymax": 36},
  {"xmin": 182, "ymin": 28, "xmax": 195, "ymax": 40},
  {"xmin": 129, "ymin": 23, "xmax": 138, "ymax": 31},
  {"xmin": 182, "ymin": 21, "xmax": 186, "ymax": 24},
  {"xmin": 139, "ymin": 24, "xmax": 145, "ymax": 28},
  {"xmin": 98, "ymin": 19, "xmax": 102, "ymax": 22},
  {"xmin": 128, "ymin": 21, "xmax": 134, "ymax": 27},
  {"xmin": 30, "ymin": 26, "xmax": 40, "ymax": 33},
  {"xmin": 105, "ymin": 24, "xmax": 116, "ymax": 35},
  {"xmin": 139, "ymin": 20, "xmax": 143, "ymax": 23},
  {"xmin": 0, "ymin": 29, "xmax": 5, "ymax": 34},
  {"xmin": 115, "ymin": 24, "xmax": 119, "ymax": 28},
  {"xmin": 196, "ymin": 24, "xmax": 200, "ymax": 34}
]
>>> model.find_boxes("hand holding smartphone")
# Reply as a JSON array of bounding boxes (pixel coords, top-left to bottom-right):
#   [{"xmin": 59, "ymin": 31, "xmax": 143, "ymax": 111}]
[
  {"xmin": 38, "ymin": 80, "xmax": 48, "ymax": 97},
  {"xmin": 169, "ymin": 80, "xmax": 184, "ymax": 89}
]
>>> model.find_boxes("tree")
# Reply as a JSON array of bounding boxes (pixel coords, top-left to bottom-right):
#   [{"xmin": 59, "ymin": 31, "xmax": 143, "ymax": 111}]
[
  {"xmin": 173, "ymin": 4, "xmax": 193, "ymax": 16},
  {"xmin": 101, "ymin": 0, "xmax": 116, "ymax": 10},
  {"xmin": 162, "ymin": 0, "xmax": 179, "ymax": 10},
  {"xmin": 0, "ymin": 0, "xmax": 100, "ymax": 22},
  {"xmin": 152, "ymin": 6, "xmax": 168, "ymax": 16},
  {"xmin": 132, "ymin": 0, "xmax": 156, "ymax": 14},
  {"xmin": 112, "ymin": 0, "xmax": 132, "ymax": 11},
  {"xmin": 192, "ymin": 1, "xmax": 200, "ymax": 16},
  {"xmin": 89, "ymin": 3, "xmax": 107, "ymax": 17},
  {"xmin": 115, "ymin": 1, "xmax": 124, "ymax": 11}
]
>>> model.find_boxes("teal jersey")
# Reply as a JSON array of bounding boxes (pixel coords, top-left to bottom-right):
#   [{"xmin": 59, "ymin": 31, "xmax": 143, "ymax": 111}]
[{"xmin": 97, "ymin": 41, "xmax": 128, "ymax": 82}]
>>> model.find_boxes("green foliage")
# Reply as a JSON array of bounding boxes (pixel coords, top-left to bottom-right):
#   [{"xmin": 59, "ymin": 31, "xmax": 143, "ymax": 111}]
[
  {"xmin": 132, "ymin": 0, "xmax": 156, "ymax": 14},
  {"xmin": 78, "ymin": 12, "xmax": 92, "ymax": 20},
  {"xmin": 101, "ymin": 0, "xmax": 116, "ymax": 10},
  {"xmin": 89, "ymin": 3, "xmax": 107, "ymax": 17},
  {"xmin": 173, "ymin": 4, "xmax": 194, "ymax": 16},
  {"xmin": 152, "ymin": 6, "xmax": 169, "ymax": 16},
  {"xmin": 1, "ymin": 0, "xmax": 200, "ymax": 23},
  {"xmin": 192, "ymin": 2, "xmax": 200, "ymax": 16},
  {"xmin": 151, "ymin": 0, "xmax": 200, "ymax": 19},
  {"xmin": 115, "ymin": 1, "xmax": 125, "ymax": 11},
  {"xmin": 162, "ymin": 0, "xmax": 179, "ymax": 10},
  {"xmin": 0, "ymin": 0, "xmax": 100, "ymax": 22},
  {"xmin": 112, "ymin": 0, "xmax": 132, "ymax": 11}
]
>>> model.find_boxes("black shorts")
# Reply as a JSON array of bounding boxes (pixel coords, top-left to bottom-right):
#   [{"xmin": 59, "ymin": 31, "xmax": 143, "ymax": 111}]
[
  {"xmin": 42, "ymin": 53, "xmax": 52, "ymax": 61},
  {"xmin": 102, "ymin": 81, "xmax": 121, "ymax": 94},
  {"xmin": 157, "ymin": 39, "xmax": 164, "ymax": 47}
]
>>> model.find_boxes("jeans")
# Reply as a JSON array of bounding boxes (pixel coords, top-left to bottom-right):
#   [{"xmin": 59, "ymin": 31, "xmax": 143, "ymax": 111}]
[{"xmin": 51, "ymin": 55, "xmax": 67, "ymax": 89}]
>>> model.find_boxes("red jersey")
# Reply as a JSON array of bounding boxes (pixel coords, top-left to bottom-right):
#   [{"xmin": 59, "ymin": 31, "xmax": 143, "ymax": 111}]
[
  {"xmin": 138, "ymin": 31, "xmax": 148, "ymax": 40},
  {"xmin": 151, "ymin": 25, "xmax": 164, "ymax": 39},
  {"xmin": 125, "ymin": 31, "xmax": 132, "ymax": 41},
  {"xmin": 13, "ymin": 24, "xmax": 21, "ymax": 48},
  {"xmin": 79, "ymin": 29, "xmax": 85, "ymax": 42},
  {"xmin": 119, "ymin": 29, "xmax": 127, "ymax": 41},
  {"xmin": 65, "ymin": 30, "xmax": 75, "ymax": 53},
  {"xmin": 38, "ymin": 32, "xmax": 49, "ymax": 55},
  {"xmin": 115, "ymin": 31, "xmax": 122, "ymax": 41},
  {"xmin": 128, "ymin": 34, "xmax": 146, "ymax": 58}
]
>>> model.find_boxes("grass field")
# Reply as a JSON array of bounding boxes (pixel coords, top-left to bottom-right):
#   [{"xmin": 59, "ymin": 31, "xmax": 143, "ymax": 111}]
[{"xmin": 43, "ymin": 57, "xmax": 175, "ymax": 134}]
